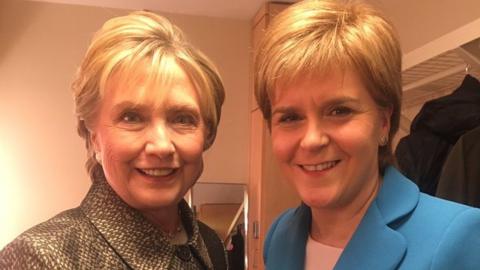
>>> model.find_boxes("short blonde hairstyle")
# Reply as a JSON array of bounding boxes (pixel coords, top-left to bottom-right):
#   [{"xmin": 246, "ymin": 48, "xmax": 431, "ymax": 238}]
[
  {"xmin": 255, "ymin": 0, "xmax": 402, "ymax": 172},
  {"xmin": 72, "ymin": 11, "xmax": 225, "ymax": 181}
]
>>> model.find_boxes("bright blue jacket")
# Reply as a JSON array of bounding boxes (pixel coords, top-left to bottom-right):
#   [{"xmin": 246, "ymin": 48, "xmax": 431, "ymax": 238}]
[{"xmin": 264, "ymin": 167, "xmax": 480, "ymax": 269}]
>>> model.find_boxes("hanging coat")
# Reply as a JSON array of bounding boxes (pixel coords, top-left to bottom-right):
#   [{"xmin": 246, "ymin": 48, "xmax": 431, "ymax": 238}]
[
  {"xmin": 395, "ymin": 75, "xmax": 480, "ymax": 195},
  {"xmin": 436, "ymin": 125, "xmax": 480, "ymax": 207}
]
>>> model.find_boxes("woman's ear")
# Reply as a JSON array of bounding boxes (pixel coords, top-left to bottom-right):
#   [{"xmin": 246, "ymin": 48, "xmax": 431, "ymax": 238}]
[
  {"xmin": 89, "ymin": 127, "xmax": 101, "ymax": 154},
  {"xmin": 380, "ymin": 106, "xmax": 393, "ymax": 138},
  {"xmin": 90, "ymin": 130, "xmax": 103, "ymax": 164}
]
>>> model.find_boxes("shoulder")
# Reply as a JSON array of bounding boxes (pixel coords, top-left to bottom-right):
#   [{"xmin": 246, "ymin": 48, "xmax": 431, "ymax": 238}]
[
  {"xmin": 19, "ymin": 207, "xmax": 92, "ymax": 245},
  {"xmin": 420, "ymin": 196, "xmax": 480, "ymax": 269},
  {"xmin": 405, "ymin": 191, "xmax": 480, "ymax": 232},
  {"xmin": 0, "ymin": 208, "xmax": 95, "ymax": 269},
  {"xmin": 0, "ymin": 234, "xmax": 52, "ymax": 269},
  {"xmin": 415, "ymin": 192, "xmax": 478, "ymax": 220},
  {"xmin": 433, "ymin": 207, "xmax": 480, "ymax": 269},
  {"xmin": 403, "ymin": 194, "xmax": 480, "ymax": 269}
]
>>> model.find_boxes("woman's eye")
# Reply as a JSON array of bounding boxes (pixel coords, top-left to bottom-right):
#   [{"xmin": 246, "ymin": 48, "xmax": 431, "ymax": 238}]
[
  {"xmin": 330, "ymin": 106, "xmax": 353, "ymax": 116},
  {"xmin": 120, "ymin": 111, "xmax": 142, "ymax": 123},
  {"xmin": 278, "ymin": 113, "xmax": 301, "ymax": 124},
  {"xmin": 173, "ymin": 114, "xmax": 198, "ymax": 126}
]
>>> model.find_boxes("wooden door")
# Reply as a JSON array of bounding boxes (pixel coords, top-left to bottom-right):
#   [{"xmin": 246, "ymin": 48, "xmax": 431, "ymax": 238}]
[{"xmin": 248, "ymin": 3, "xmax": 300, "ymax": 270}]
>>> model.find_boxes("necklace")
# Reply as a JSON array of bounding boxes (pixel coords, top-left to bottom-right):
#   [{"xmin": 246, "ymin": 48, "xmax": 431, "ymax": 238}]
[
  {"xmin": 164, "ymin": 224, "xmax": 183, "ymax": 239},
  {"xmin": 158, "ymin": 208, "xmax": 186, "ymax": 244}
]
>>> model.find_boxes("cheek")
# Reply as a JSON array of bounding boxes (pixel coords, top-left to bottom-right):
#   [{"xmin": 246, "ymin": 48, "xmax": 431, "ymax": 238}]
[
  {"xmin": 100, "ymin": 131, "xmax": 143, "ymax": 160},
  {"xmin": 174, "ymin": 133, "xmax": 205, "ymax": 162},
  {"xmin": 177, "ymin": 134, "xmax": 205, "ymax": 185},
  {"xmin": 335, "ymin": 121, "xmax": 380, "ymax": 154},
  {"xmin": 271, "ymin": 129, "xmax": 297, "ymax": 162},
  {"xmin": 100, "ymin": 141, "xmax": 135, "ymax": 179}
]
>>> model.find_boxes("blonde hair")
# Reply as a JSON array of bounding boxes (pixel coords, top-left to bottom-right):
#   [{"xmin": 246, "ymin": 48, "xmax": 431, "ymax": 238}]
[
  {"xmin": 254, "ymin": 0, "xmax": 402, "ymax": 172},
  {"xmin": 72, "ymin": 11, "xmax": 225, "ymax": 181}
]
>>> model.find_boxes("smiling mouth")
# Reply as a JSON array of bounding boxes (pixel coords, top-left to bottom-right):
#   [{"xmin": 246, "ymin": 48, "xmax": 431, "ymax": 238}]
[
  {"xmin": 137, "ymin": 168, "xmax": 177, "ymax": 177},
  {"xmin": 300, "ymin": 160, "xmax": 340, "ymax": 172}
]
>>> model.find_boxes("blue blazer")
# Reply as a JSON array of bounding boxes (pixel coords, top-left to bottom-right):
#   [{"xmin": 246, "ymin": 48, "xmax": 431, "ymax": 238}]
[{"xmin": 264, "ymin": 167, "xmax": 480, "ymax": 269}]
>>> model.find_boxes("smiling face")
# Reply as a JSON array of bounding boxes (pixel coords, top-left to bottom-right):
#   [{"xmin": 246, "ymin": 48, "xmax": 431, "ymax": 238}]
[
  {"xmin": 270, "ymin": 69, "xmax": 391, "ymax": 210},
  {"xmin": 91, "ymin": 62, "xmax": 205, "ymax": 213}
]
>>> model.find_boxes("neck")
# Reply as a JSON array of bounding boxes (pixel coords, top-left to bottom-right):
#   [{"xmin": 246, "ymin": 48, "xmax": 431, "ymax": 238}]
[
  {"xmin": 141, "ymin": 204, "xmax": 181, "ymax": 234},
  {"xmin": 310, "ymin": 174, "xmax": 381, "ymax": 248}
]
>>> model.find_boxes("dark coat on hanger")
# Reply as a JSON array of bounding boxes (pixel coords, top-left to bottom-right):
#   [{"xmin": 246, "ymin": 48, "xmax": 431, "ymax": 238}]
[
  {"xmin": 436, "ymin": 125, "xmax": 480, "ymax": 207},
  {"xmin": 395, "ymin": 75, "xmax": 480, "ymax": 195}
]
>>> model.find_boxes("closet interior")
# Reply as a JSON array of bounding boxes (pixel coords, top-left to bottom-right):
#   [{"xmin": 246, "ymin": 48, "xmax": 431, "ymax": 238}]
[
  {"xmin": 395, "ymin": 21, "xmax": 480, "ymax": 204},
  {"xmin": 397, "ymin": 27, "xmax": 480, "ymax": 142}
]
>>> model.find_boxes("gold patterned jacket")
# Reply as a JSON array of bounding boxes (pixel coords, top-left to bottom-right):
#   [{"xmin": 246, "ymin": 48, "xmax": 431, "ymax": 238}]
[{"xmin": 0, "ymin": 178, "xmax": 227, "ymax": 269}]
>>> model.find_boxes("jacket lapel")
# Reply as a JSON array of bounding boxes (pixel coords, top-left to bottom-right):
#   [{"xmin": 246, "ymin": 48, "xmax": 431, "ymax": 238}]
[
  {"xmin": 335, "ymin": 167, "xmax": 419, "ymax": 270},
  {"xmin": 334, "ymin": 202, "xmax": 407, "ymax": 269},
  {"xmin": 266, "ymin": 205, "xmax": 310, "ymax": 270},
  {"xmin": 80, "ymin": 178, "xmax": 213, "ymax": 269},
  {"xmin": 266, "ymin": 167, "xmax": 419, "ymax": 270}
]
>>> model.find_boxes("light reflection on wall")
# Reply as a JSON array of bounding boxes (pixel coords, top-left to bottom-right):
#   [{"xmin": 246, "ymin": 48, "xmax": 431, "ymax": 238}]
[{"xmin": 0, "ymin": 138, "xmax": 25, "ymax": 248}]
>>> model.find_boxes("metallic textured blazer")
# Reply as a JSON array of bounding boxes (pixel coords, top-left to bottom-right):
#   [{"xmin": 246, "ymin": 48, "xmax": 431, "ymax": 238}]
[
  {"xmin": 264, "ymin": 166, "xmax": 480, "ymax": 270},
  {"xmin": 0, "ymin": 178, "xmax": 226, "ymax": 269}
]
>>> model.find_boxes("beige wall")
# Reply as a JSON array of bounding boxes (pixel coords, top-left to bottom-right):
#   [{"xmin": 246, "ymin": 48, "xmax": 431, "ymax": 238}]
[
  {"xmin": 0, "ymin": 0, "xmax": 250, "ymax": 248},
  {"xmin": 366, "ymin": 0, "xmax": 480, "ymax": 53}
]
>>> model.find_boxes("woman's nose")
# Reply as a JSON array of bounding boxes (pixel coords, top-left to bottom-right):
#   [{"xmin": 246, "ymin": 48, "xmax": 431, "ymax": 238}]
[
  {"xmin": 144, "ymin": 123, "xmax": 175, "ymax": 157},
  {"xmin": 300, "ymin": 122, "xmax": 330, "ymax": 151}
]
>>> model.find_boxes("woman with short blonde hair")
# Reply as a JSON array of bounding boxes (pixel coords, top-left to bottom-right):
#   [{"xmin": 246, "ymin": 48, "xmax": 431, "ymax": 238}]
[
  {"xmin": 256, "ymin": 1, "xmax": 480, "ymax": 269},
  {"xmin": 255, "ymin": 0, "xmax": 402, "ymax": 173}
]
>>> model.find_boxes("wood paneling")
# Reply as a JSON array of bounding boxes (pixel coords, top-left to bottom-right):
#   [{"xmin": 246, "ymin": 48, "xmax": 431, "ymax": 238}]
[{"xmin": 248, "ymin": 3, "xmax": 300, "ymax": 270}]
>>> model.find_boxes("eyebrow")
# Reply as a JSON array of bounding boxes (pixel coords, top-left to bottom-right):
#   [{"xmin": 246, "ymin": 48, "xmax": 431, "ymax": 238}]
[
  {"xmin": 166, "ymin": 104, "xmax": 201, "ymax": 115},
  {"xmin": 323, "ymin": 96, "xmax": 360, "ymax": 106},
  {"xmin": 272, "ymin": 96, "xmax": 360, "ymax": 115},
  {"xmin": 111, "ymin": 100, "xmax": 200, "ymax": 113},
  {"xmin": 111, "ymin": 101, "xmax": 147, "ymax": 114},
  {"xmin": 271, "ymin": 106, "xmax": 297, "ymax": 116}
]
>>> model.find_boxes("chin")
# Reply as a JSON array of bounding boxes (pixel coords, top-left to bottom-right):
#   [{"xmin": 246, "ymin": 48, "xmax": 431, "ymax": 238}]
[
  {"xmin": 300, "ymin": 190, "xmax": 338, "ymax": 210},
  {"xmin": 304, "ymin": 199, "xmax": 333, "ymax": 210},
  {"xmin": 129, "ymin": 190, "xmax": 183, "ymax": 211}
]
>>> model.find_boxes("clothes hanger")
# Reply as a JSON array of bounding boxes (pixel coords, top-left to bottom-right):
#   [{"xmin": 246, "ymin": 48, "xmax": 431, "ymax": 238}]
[{"xmin": 465, "ymin": 64, "xmax": 471, "ymax": 75}]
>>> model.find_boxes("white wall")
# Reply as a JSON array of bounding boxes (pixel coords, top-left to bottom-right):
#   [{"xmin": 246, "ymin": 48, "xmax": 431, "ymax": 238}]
[
  {"xmin": 366, "ymin": 0, "xmax": 480, "ymax": 54},
  {"xmin": 365, "ymin": 0, "xmax": 480, "ymax": 146},
  {"xmin": 0, "ymin": 0, "xmax": 250, "ymax": 248}
]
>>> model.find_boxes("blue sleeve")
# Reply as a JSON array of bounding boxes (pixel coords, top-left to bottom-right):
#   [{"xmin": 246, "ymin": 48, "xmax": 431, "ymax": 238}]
[{"xmin": 432, "ymin": 208, "xmax": 480, "ymax": 269}]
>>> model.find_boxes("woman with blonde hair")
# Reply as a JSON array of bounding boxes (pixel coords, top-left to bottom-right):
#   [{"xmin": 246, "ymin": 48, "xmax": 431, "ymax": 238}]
[
  {"xmin": 0, "ymin": 11, "xmax": 227, "ymax": 269},
  {"xmin": 255, "ymin": 0, "xmax": 480, "ymax": 269}
]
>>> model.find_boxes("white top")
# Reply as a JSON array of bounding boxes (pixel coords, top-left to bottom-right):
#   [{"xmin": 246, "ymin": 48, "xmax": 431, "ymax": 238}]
[{"xmin": 304, "ymin": 235, "xmax": 344, "ymax": 270}]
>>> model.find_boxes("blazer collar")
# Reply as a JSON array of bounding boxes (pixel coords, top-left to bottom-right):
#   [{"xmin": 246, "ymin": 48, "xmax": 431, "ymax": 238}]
[
  {"xmin": 335, "ymin": 166, "xmax": 420, "ymax": 269},
  {"xmin": 266, "ymin": 167, "xmax": 419, "ymax": 270},
  {"xmin": 79, "ymin": 178, "xmax": 213, "ymax": 269},
  {"xmin": 265, "ymin": 205, "xmax": 311, "ymax": 270}
]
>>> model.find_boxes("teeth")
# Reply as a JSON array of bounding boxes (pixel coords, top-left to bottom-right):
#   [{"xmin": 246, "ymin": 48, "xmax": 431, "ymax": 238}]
[
  {"xmin": 141, "ymin": 168, "xmax": 174, "ymax": 176},
  {"xmin": 302, "ymin": 161, "xmax": 338, "ymax": 172}
]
